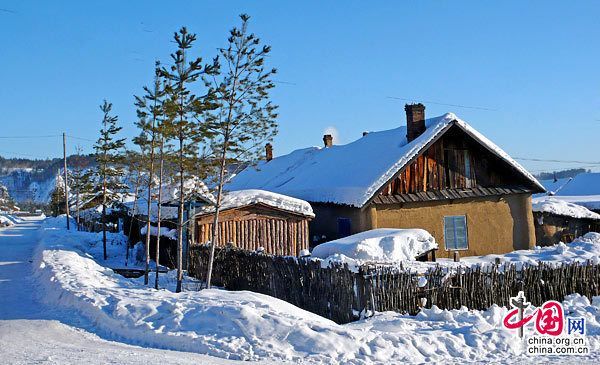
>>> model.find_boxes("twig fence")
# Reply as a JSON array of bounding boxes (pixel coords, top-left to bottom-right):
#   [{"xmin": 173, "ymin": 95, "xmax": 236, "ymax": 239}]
[{"xmin": 189, "ymin": 245, "xmax": 600, "ymax": 324}]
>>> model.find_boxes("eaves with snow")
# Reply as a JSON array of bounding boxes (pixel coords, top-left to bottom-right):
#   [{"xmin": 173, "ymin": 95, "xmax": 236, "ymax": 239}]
[
  {"xmin": 532, "ymin": 196, "xmax": 600, "ymax": 220},
  {"xmin": 227, "ymin": 113, "xmax": 544, "ymax": 208}
]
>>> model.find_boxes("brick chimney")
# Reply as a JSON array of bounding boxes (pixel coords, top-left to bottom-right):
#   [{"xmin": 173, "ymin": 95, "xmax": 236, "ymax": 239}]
[
  {"xmin": 323, "ymin": 134, "xmax": 333, "ymax": 148},
  {"xmin": 265, "ymin": 143, "xmax": 273, "ymax": 161},
  {"xmin": 405, "ymin": 103, "xmax": 426, "ymax": 142}
]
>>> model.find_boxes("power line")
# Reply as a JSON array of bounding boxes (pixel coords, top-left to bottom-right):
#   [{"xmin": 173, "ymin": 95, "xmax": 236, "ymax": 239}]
[
  {"xmin": 0, "ymin": 134, "xmax": 61, "ymax": 139},
  {"xmin": 514, "ymin": 157, "xmax": 600, "ymax": 165},
  {"xmin": 66, "ymin": 134, "xmax": 95, "ymax": 142},
  {"xmin": 386, "ymin": 96, "xmax": 497, "ymax": 111}
]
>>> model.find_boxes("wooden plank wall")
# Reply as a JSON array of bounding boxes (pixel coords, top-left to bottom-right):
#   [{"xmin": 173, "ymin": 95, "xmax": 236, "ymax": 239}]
[
  {"xmin": 381, "ymin": 130, "xmax": 528, "ymax": 196},
  {"xmin": 195, "ymin": 214, "xmax": 309, "ymax": 257}
]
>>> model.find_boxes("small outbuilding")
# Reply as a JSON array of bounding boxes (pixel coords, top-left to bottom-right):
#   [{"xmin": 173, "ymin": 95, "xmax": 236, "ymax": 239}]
[
  {"xmin": 532, "ymin": 196, "xmax": 600, "ymax": 246},
  {"xmin": 193, "ymin": 189, "xmax": 314, "ymax": 256}
]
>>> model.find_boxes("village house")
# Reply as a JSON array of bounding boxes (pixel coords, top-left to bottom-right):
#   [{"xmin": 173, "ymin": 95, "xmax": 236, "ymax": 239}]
[
  {"xmin": 227, "ymin": 104, "xmax": 546, "ymax": 259},
  {"xmin": 532, "ymin": 196, "xmax": 600, "ymax": 246}
]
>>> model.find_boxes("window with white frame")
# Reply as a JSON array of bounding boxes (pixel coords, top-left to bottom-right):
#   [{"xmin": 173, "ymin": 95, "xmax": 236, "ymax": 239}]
[{"xmin": 444, "ymin": 215, "xmax": 468, "ymax": 250}]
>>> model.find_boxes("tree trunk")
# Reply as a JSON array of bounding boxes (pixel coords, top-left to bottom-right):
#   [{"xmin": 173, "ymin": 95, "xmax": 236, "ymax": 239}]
[
  {"xmin": 102, "ymin": 173, "xmax": 107, "ymax": 260},
  {"xmin": 205, "ymin": 141, "xmax": 229, "ymax": 289},
  {"xmin": 155, "ymin": 136, "xmax": 165, "ymax": 290},
  {"xmin": 76, "ymin": 191, "xmax": 80, "ymax": 231},
  {"xmin": 176, "ymin": 135, "xmax": 184, "ymax": 293},
  {"xmin": 127, "ymin": 172, "xmax": 141, "ymax": 267},
  {"xmin": 143, "ymin": 132, "xmax": 157, "ymax": 285}
]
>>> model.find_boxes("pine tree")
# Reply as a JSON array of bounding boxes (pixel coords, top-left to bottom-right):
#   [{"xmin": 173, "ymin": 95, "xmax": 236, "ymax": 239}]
[
  {"xmin": 50, "ymin": 185, "xmax": 67, "ymax": 217},
  {"xmin": 205, "ymin": 14, "xmax": 279, "ymax": 289},
  {"xmin": 94, "ymin": 100, "xmax": 127, "ymax": 260},
  {"xmin": 134, "ymin": 61, "xmax": 166, "ymax": 284},
  {"xmin": 160, "ymin": 27, "xmax": 218, "ymax": 292},
  {"xmin": 70, "ymin": 146, "xmax": 94, "ymax": 231}
]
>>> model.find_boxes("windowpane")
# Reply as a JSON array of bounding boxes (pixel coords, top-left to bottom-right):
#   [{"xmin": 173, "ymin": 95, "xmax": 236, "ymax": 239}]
[
  {"xmin": 464, "ymin": 150, "xmax": 472, "ymax": 187},
  {"xmin": 444, "ymin": 215, "xmax": 468, "ymax": 250}
]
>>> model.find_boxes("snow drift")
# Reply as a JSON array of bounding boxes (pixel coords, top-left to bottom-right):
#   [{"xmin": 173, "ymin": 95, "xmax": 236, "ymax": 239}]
[
  {"xmin": 312, "ymin": 229, "xmax": 437, "ymax": 264},
  {"xmin": 32, "ymin": 217, "xmax": 600, "ymax": 363}
]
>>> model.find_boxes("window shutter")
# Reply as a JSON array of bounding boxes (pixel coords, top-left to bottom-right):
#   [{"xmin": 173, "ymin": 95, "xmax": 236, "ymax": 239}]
[{"xmin": 444, "ymin": 215, "xmax": 468, "ymax": 250}]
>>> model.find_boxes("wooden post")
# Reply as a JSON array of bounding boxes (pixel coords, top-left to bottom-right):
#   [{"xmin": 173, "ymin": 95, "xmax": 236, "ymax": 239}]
[
  {"xmin": 62, "ymin": 132, "xmax": 70, "ymax": 230},
  {"xmin": 453, "ymin": 250, "xmax": 460, "ymax": 262}
]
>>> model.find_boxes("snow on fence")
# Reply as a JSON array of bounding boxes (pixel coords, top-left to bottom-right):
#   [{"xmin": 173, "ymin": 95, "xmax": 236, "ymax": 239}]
[{"xmin": 189, "ymin": 245, "xmax": 600, "ymax": 324}]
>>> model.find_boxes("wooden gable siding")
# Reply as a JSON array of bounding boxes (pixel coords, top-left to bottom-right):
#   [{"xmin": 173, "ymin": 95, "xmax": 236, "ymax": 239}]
[
  {"xmin": 381, "ymin": 126, "xmax": 532, "ymax": 197},
  {"xmin": 194, "ymin": 204, "xmax": 310, "ymax": 257}
]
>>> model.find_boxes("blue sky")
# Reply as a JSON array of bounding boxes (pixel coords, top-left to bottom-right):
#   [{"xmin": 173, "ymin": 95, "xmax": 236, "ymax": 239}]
[{"xmin": 0, "ymin": 1, "xmax": 599, "ymax": 174}]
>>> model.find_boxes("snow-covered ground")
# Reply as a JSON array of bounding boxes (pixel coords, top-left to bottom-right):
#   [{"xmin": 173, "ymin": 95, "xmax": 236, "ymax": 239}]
[
  {"xmin": 0, "ymin": 216, "xmax": 247, "ymax": 365},
  {"xmin": 13, "ymin": 216, "xmax": 599, "ymax": 363}
]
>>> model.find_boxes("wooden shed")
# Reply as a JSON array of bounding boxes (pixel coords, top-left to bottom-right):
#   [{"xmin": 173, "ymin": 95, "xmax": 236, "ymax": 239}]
[
  {"xmin": 193, "ymin": 189, "xmax": 314, "ymax": 256},
  {"xmin": 532, "ymin": 196, "xmax": 600, "ymax": 246}
]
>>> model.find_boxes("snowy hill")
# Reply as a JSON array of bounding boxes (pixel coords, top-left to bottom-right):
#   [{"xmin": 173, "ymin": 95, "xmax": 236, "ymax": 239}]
[
  {"xmin": 0, "ymin": 155, "xmax": 95, "ymax": 204},
  {"xmin": 0, "ymin": 169, "xmax": 59, "ymax": 204}
]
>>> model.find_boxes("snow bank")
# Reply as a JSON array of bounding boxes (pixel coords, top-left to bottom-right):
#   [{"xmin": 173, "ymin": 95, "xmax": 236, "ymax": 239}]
[
  {"xmin": 32, "ymin": 219, "xmax": 600, "ymax": 363},
  {"xmin": 532, "ymin": 196, "xmax": 600, "ymax": 220},
  {"xmin": 198, "ymin": 189, "xmax": 314, "ymax": 217},
  {"xmin": 0, "ymin": 213, "xmax": 24, "ymax": 226},
  {"xmin": 312, "ymin": 229, "xmax": 437, "ymax": 265},
  {"xmin": 0, "ymin": 214, "xmax": 14, "ymax": 227},
  {"xmin": 40, "ymin": 214, "xmax": 143, "ymax": 270}
]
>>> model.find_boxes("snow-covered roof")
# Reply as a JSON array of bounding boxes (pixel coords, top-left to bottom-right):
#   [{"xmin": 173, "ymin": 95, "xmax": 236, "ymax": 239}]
[
  {"xmin": 196, "ymin": 189, "xmax": 314, "ymax": 218},
  {"xmin": 311, "ymin": 228, "xmax": 437, "ymax": 266},
  {"xmin": 532, "ymin": 196, "xmax": 600, "ymax": 220},
  {"xmin": 159, "ymin": 176, "xmax": 213, "ymax": 205},
  {"xmin": 536, "ymin": 173, "xmax": 600, "ymax": 210},
  {"xmin": 227, "ymin": 113, "xmax": 544, "ymax": 207}
]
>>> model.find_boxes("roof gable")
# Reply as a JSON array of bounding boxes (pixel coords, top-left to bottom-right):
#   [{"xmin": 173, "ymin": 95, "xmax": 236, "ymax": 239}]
[{"xmin": 227, "ymin": 113, "xmax": 544, "ymax": 207}]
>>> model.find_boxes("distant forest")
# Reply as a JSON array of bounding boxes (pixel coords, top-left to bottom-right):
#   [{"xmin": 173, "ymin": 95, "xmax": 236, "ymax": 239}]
[
  {"xmin": 534, "ymin": 168, "xmax": 590, "ymax": 181},
  {"xmin": 0, "ymin": 155, "xmax": 96, "ymax": 180}
]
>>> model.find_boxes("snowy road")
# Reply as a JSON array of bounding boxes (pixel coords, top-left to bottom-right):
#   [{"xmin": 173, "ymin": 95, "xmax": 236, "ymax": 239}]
[{"xmin": 0, "ymin": 217, "xmax": 260, "ymax": 365}]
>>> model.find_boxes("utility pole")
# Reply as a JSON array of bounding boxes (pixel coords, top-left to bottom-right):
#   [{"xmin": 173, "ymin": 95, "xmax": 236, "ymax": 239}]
[{"xmin": 63, "ymin": 132, "xmax": 70, "ymax": 230}]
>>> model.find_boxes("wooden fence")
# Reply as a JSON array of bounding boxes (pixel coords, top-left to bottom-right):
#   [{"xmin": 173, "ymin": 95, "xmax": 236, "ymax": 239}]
[{"xmin": 189, "ymin": 245, "xmax": 600, "ymax": 324}]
